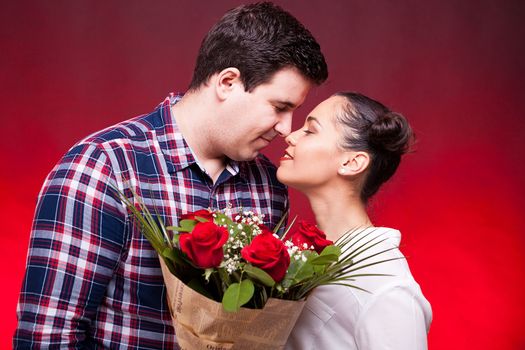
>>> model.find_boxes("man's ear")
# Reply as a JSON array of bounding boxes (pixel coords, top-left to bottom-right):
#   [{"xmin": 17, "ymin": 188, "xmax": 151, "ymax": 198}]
[
  {"xmin": 338, "ymin": 151, "xmax": 370, "ymax": 176},
  {"xmin": 215, "ymin": 67, "xmax": 242, "ymax": 101}
]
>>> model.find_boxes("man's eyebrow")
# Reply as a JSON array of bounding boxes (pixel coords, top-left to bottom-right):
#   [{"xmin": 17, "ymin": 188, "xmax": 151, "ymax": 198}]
[
  {"xmin": 274, "ymin": 100, "xmax": 299, "ymax": 109},
  {"xmin": 306, "ymin": 116, "xmax": 322, "ymax": 127}
]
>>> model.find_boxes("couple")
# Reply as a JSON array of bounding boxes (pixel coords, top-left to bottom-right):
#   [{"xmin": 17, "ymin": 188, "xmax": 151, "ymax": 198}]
[{"xmin": 15, "ymin": 2, "xmax": 431, "ymax": 349}]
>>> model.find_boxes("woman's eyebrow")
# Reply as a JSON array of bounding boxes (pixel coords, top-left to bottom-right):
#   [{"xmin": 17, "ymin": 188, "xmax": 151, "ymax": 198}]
[{"xmin": 306, "ymin": 116, "xmax": 322, "ymax": 128}]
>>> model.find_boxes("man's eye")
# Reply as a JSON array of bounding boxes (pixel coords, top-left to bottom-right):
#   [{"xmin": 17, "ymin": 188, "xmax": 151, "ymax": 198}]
[
  {"xmin": 274, "ymin": 106, "xmax": 287, "ymax": 112},
  {"xmin": 303, "ymin": 129, "xmax": 313, "ymax": 135}
]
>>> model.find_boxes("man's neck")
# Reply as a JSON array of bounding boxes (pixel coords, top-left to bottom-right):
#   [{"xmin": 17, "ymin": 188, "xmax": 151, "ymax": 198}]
[{"xmin": 171, "ymin": 91, "xmax": 227, "ymax": 183}]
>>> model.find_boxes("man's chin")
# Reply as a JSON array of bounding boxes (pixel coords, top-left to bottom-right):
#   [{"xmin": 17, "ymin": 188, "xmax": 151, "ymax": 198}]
[{"xmin": 228, "ymin": 150, "xmax": 260, "ymax": 162}]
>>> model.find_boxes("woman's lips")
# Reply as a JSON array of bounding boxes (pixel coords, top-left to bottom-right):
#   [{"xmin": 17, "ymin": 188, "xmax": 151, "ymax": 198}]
[{"xmin": 280, "ymin": 151, "xmax": 293, "ymax": 161}]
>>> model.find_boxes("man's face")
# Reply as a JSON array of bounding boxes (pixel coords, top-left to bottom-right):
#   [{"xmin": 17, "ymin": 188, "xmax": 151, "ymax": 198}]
[{"xmin": 217, "ymin": 67, "xmax": 312, "ymax": 161}]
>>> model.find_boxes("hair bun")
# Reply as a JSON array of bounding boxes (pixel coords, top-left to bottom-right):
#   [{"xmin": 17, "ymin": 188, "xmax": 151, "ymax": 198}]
[{"xmin": 368, "ymin": 112, "xmax": 413, "ymax": 155}]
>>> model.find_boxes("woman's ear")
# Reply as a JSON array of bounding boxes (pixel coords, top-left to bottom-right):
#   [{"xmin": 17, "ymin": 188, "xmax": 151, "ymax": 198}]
[
  {"xmin": 338, "ymin": 151, "xmax": 370, "ymax": 176},
  {"xmin": 215, "ymin": 67, "xmax": 242, "ymax": 101}
]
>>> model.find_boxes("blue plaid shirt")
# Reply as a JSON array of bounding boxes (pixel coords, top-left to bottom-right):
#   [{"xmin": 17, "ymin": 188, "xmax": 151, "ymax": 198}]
[{"xmin": 14, "ymin": 95, "xmax": 288, "ymax": 349}]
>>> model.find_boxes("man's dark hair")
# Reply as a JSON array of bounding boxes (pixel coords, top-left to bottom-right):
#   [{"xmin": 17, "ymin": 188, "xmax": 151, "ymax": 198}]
[{"xmin": 188, "ymin": 2, "xmax": 328, "ymax": 92}]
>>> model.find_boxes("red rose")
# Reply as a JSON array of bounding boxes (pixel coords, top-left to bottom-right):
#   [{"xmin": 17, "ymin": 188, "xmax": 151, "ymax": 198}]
[
  {"xmin": 179, "ymin": 221, "xmax": 228, "ymax": 268},
  {"xmin": 288, "ymin": 220, "xmax": 333, "ymax": 254},
  {"xmin": 180, "ymin": 209, "xmax": 214, "ymax": 222},
  {"xmin": 241, "ymin": 232, "xmax": 290, "ymax": 282}
]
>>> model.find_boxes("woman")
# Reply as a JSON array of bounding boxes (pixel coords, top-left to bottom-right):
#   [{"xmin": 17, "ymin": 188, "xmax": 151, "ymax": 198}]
[{"xmin": 279, "ymin": 92, "xmax": 432, "ymax": 349}]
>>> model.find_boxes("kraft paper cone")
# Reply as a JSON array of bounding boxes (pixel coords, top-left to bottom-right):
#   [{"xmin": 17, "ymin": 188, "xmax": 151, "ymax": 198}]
[{"xmin": 159, "ymin": 258, "xmax": 305, "ymax": 350}]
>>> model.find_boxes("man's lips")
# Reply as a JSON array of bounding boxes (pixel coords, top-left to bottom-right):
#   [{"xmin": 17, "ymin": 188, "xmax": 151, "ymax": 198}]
[{"xmin": 253, "ymin": 137, "xmax": 271, "ymax": 151}]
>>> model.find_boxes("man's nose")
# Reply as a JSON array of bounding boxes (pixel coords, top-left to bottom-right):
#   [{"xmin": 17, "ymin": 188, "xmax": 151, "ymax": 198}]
[{"xmin": 274, "ymin": 112, "xmax": 293, "ymax": 137}]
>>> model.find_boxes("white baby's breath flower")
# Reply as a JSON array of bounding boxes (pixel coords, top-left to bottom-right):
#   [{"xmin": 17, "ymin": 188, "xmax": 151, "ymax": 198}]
[{"xmin": 287, "ymin": 246, "xmax": 299, "ymax": 256}]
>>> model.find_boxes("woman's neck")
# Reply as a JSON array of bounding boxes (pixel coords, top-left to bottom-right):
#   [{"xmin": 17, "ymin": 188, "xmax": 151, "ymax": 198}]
[{"xmin": 305, "ymin": 184, "xmax": 372, "ymax": 241}]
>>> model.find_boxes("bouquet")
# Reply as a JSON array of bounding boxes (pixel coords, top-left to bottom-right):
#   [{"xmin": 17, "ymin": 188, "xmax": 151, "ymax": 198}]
[{"xmin": 117, "ymin": 192, "xmax": 397, "ymax": 349}]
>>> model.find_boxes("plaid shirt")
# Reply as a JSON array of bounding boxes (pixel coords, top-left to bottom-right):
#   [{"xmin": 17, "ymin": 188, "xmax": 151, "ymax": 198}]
[{"xmin": 14, "ymin": 95, "xmax": 288, "ymax": 349}]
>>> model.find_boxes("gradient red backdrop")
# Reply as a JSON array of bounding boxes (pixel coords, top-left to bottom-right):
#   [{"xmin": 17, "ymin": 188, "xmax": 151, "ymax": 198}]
[{"xmin": 1, "ymin": 1, "xmax": 524, "ymax": 349}]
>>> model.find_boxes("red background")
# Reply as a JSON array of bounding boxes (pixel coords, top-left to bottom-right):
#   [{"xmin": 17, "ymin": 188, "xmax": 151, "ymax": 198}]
[{"xmin": 1, "ymin": 1, "xmax": 524, "ymax": 348}]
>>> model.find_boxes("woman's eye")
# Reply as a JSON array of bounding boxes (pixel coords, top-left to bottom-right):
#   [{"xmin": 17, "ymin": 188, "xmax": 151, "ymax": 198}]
[
  {"xmin": 274, "ymin": 106, "xmax": 287, "ymax": 113},
  {"xmin": 303, "ymin": 129, "xmax": 313, "ymax": 135}
]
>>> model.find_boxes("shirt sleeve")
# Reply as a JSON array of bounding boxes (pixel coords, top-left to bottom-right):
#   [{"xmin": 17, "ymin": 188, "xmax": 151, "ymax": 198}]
[
  {"xmin": 14, "ymin": 143, "xmax": 127, "ymax": 348},
  {"xmin": 355, "ymin": 284, "xmax": 431, "ymax": 350}
]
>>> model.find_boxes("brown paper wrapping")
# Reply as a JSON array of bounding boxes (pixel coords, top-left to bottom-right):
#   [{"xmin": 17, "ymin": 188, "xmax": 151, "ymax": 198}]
[{"xmin": 159, "ymin": 259, "xmax": 305, "ymax": 350}]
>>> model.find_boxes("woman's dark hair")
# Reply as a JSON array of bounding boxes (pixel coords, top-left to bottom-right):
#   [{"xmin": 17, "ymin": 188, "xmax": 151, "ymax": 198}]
[
  {"xmin": 188, "ymin": 2, "xmax": 328, "ymax": 92},
  {"xmin": 334, "ymin": 92, "xmax": 414, "ymax": 202}
]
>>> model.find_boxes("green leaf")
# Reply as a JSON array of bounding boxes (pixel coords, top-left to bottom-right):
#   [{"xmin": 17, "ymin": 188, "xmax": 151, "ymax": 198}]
[
  {"xmin": 243, "ymin": 264, "xmax": 275, "ymax": 287},
  {"xmin": 280, "ymin": 277, "xmax": 293, "ymax": 289},
  {"xmin": 312, "ymin": 264, "xmax": 325, "ymax": 274},
  {"xmin": 156, "ymin": 214, "xmax": 173, "ymax": 249},
  {"xmin": 310, "ymin": 254, "xmax": 339, "ymax": 265},
  {"xmin": 179, "ymin": 219, "xmax": 198, "ymax": 232},
  {"xmin": 161, "ymin": 247, "xmax": 187, "ymax": 267},
  {"xmin": 171, "ymin": 233, "xmax": 180, "ymax": 246},
  {"xmin": 320, "ymin": 245, "xmax": 341, "ymax": 257},
  {"xmin": 294, "ymin": 262, "xmax": 315, "ymax": 281},
  {"xmin": 222, "ymin": 279, "xmax": 255, "ymax": 312},
  {"xmin": 283, "ymin": 258, "xmax": 314, "ymax": 285}
]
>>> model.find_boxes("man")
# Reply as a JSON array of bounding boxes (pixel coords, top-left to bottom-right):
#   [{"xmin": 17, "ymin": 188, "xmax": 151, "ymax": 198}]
[{"xmin": 14, "ymin": 2, "xmax": 327, "ymax": 349}]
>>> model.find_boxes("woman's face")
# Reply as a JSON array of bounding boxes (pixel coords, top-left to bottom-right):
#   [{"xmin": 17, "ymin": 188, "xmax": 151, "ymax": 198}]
[{"xmin": 277, "ymin": 96, "xmax": 347, "ymax": 190}]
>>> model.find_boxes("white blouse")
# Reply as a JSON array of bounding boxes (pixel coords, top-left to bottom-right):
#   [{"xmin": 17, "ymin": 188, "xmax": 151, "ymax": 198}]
[{"xmin": 285, "ymin": 227, "xmax": 432, "ymax": 350}]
